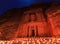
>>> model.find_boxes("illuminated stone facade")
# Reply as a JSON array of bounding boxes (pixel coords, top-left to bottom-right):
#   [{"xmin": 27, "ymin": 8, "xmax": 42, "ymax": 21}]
[{"xmin": 16, "ymin": 8, "xmax": 52, "ymax": 38}]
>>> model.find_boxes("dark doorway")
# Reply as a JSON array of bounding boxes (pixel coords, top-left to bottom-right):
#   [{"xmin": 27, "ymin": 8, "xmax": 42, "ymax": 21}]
[{"xmin": 31, "ymin": 30, "xmax": 35, "ymax": 37}]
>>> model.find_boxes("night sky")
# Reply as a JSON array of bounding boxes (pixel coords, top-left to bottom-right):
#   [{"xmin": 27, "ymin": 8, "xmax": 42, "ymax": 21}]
[{"xmin": 0, "ymin": 0, "xmax": 60, "ymax": 15}]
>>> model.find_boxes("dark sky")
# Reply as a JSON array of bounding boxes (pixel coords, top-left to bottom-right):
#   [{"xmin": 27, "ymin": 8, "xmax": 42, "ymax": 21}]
[{"xmin": 0, "ymin": 0, "xmax": 60, "ymax": 15}]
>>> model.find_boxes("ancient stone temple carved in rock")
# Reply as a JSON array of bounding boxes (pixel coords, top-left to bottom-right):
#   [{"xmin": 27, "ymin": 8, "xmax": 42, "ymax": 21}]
[{"xmin": 15, "ymin": 8, "xmax": 52, "ymax": 38}]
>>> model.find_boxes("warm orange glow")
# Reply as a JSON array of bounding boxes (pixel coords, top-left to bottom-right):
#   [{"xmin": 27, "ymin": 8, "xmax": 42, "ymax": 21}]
[
  {"xmin": 46, "ymin": 7, "xmax": 60, "ymax": 37},
  {"xmin": 0, "ymin": 38, "xmax": 60, "ymax": 44},
  {"xmin": 15, "ymin": 9, "xmax": 52, "ymax": 38}
]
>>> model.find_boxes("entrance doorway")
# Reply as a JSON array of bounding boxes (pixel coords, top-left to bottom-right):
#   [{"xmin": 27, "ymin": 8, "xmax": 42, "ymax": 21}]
[{"xmin": 31, "ymin": 30, "xmax": 35, "ymax": 37}]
